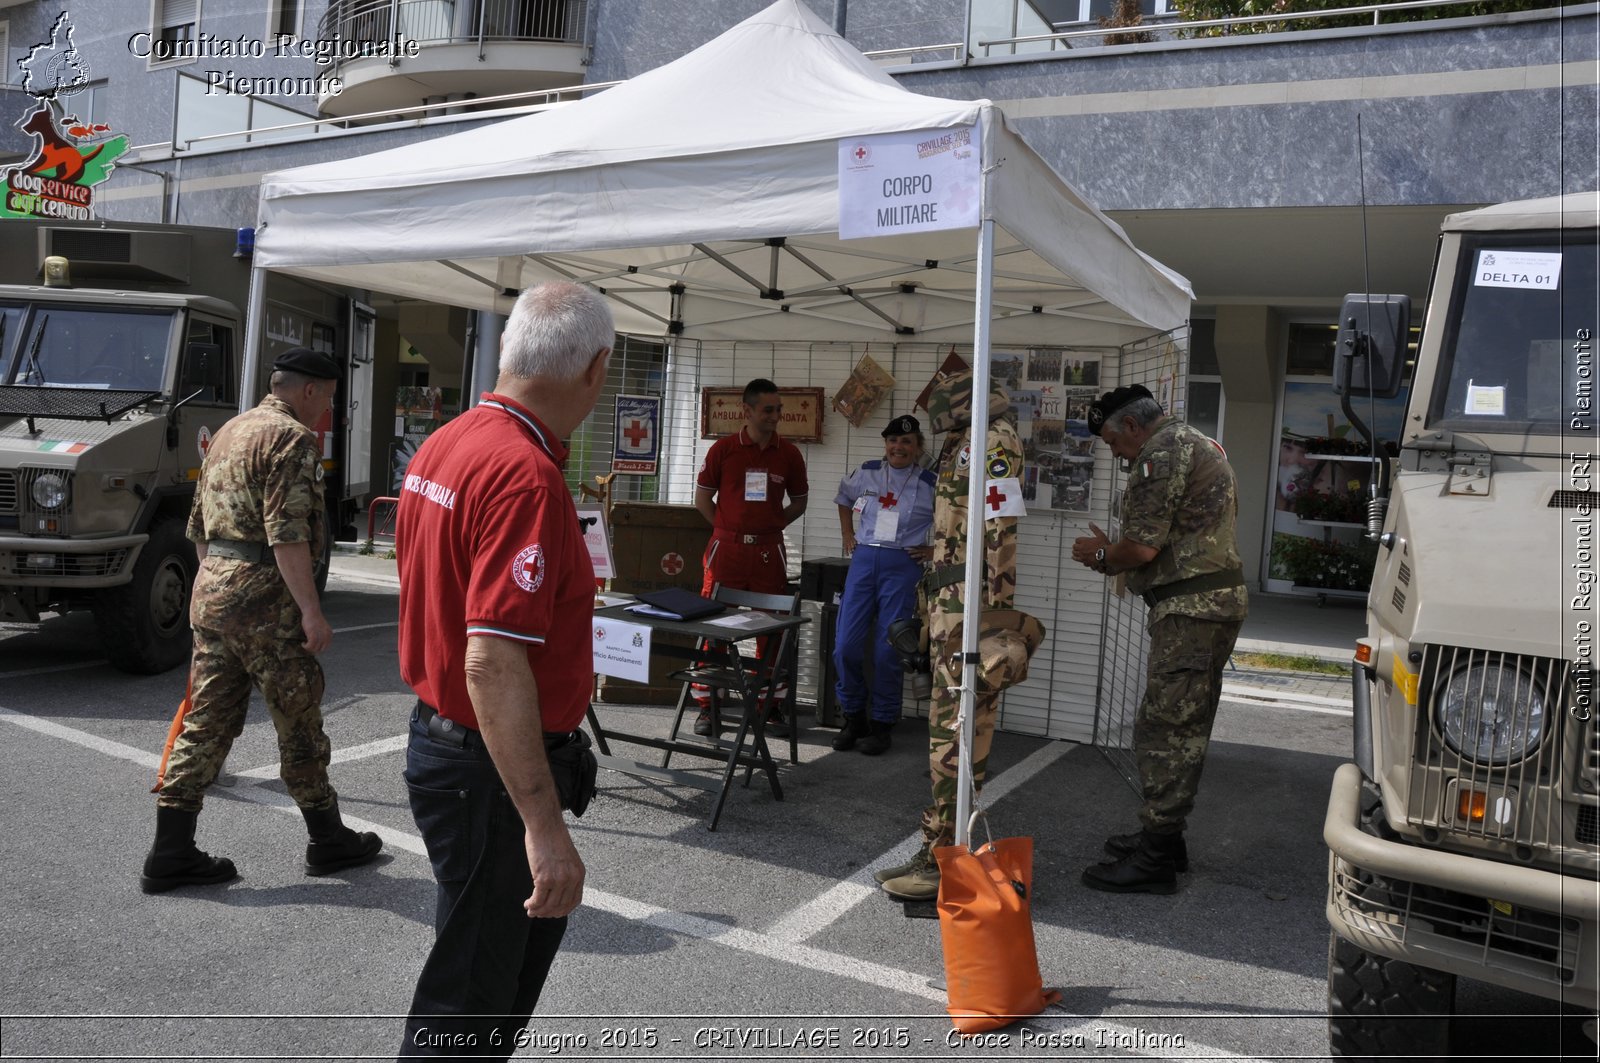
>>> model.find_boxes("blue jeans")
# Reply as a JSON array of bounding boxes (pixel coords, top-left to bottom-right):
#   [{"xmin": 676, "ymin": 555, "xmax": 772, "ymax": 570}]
[
  {"xmin": 833, "ymin": 546, "xmax": 922, "ymax": 722},
  {"xmin": 398, "ymin": 707, "xmax": 567, "ymax": 1060}
]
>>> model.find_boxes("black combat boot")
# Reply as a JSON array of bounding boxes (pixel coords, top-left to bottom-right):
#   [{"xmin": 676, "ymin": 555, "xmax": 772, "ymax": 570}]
[
  {"xmin": 139, "ymin": 806, "xmax": 238, "ymax": 894},
  {"xmin": 1103, "ymin": 829, "xmax": 1189, "ymax": 871},
  {"xmin": 857, "ymin": 719, "xmax": 894, "ymax": 756},
  {"xmin": 832, "ymin": 714, "xmax": 867, "ymax": 751},
  {"xmin": 1081, "ymin": 830, "xmax": 1184, "ymax": 894},
  {"xmin": 302, "ymin": 800, "xmax": 383, "ymax": 877}
]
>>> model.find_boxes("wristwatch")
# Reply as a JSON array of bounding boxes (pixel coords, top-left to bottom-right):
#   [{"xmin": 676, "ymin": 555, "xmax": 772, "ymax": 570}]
[{"xmin": 1093, "ymin": 546, "xmax": 1108, "ymax": 574}]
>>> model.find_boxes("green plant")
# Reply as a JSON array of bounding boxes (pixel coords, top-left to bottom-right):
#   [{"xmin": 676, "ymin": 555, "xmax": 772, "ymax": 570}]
[
  {"xmin": 1172, "ymin": 0, "xmax": 1573, "ymax": 38},
  {"xmin": 1271, "ymin": 531, "xmax": 1378, "ymax": 590},
  {"xmin": 1100, "ymin": 0, "xmax": 1156, "ymax": 43},
  {"xmin": 1234, "ymin": 651, "xmax": 1350, "ymax": 675},
  {"xmin": 1289, "ymin": 479, "xmax": 1367, "ymax": 523}
]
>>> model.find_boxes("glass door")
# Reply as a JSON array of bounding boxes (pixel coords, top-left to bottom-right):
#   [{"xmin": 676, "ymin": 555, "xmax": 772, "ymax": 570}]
[{"xmin": 1264, "ymin": 322, "xmax": 1410, "ymax": 598}]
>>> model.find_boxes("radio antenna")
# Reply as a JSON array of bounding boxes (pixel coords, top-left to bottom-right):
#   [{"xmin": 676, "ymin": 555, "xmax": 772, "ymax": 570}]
[{"xmin": 1353, "ymin": 113, "xmax": 1388, "ymax": 540}]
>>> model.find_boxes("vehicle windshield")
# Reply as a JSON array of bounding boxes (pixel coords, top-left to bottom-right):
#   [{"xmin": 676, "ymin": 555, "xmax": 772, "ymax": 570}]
[
  {"xmin": 1428, "ymin": 230, "xmax": 1599, "ymax": 437},
  {"xmin": 0, "ymin": 302, "xmax": 176, "ymax": 391}
]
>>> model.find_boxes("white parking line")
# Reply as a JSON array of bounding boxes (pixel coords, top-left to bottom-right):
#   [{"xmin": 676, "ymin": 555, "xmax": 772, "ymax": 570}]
[
  {"xmin": 0, "ymin": 660, "xmax": 106, "ymax": 678},
  {"xmin": 236, "ymin": 733, "xmax": 409, "ymax": 780},
  {"xmin": 764, "ymin": 739, "xmax": 1072, "ymax": 945},
  {"xmin": 330, "ymin": 621, "xmax": 401, "ymax": 635},
  {"xmin": 0, "ymin": 702, "xmax": 1263, "ymax": 1061},
  {"xmin": 0, "ymin": 704, "xmax": 160, "ymax": 771}
]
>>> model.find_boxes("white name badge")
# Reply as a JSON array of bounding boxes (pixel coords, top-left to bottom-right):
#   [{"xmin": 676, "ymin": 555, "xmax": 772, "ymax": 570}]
[
  {"xmin": 871, "ymin": 508, "xmax": 900, "ymax": 543},
  {"xmin": 744, "ymin": 468, "xmax": 769, "ymax": 502},
  {"xmin": 853, "ymin": 494, "xmax": 869, "ymax": 514}
]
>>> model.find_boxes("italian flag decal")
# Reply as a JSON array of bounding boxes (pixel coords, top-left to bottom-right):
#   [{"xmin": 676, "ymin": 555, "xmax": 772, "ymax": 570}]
[{"xmin": 38, "ymin": 440, "xmax": 88, "ymax": 454}]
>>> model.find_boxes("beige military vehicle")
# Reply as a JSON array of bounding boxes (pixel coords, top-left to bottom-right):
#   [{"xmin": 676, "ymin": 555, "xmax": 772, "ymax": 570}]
[
  {"xmin": 0, "ymin": 221, "xmax": 368, "ymax": 673},
  {"xmin": 1324, "ymin": 191, "xmax": 1599, "ymax": 1055}
]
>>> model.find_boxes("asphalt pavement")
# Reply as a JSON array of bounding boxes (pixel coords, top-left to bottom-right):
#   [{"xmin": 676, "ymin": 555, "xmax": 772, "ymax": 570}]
[{"xmin": 0, "ymin": 556, "xmax": 1588, "ymax": 1061}]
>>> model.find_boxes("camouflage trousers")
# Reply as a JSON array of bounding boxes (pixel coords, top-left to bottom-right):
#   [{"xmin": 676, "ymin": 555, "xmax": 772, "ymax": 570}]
[
  {"xmin": 1134, "ymin": 612, "xmax": 1243, "ymax": 834},
  {"xmin": 918, "ymin": 596, "xmax": 1000, "ymax": 849},
  {"xmin": 157, "ymin": 621, "xmax": 334, "ymax": 813}
]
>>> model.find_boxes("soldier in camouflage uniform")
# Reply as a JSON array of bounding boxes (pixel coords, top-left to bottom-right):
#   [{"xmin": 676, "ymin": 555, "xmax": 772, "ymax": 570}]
[
  {"xmin": 139, "ymin": 347, "xmax": 381, "ymax": 894},
  {"xmin": 880, "ymin": 369, "xmax": 1024, "ymax": 901},
  {"xmin": 1071, "ymin": 384, "xmax": 1248, "ymax": 894}
]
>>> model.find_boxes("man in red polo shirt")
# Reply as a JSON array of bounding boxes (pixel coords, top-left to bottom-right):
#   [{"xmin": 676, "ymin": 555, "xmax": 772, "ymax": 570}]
[
  {"xmin": 692, "ymin": 378, "xmax": 808, "ymax": 735},
  {"xmin": 394, "ymin": 282, "xmax": 612, "ymax": 1060}
]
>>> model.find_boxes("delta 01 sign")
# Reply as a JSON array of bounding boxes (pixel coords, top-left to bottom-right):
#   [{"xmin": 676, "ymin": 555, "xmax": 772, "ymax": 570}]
[{"xmin": 837, "ymin": 126, "xmax": 979, "ymax": 240}]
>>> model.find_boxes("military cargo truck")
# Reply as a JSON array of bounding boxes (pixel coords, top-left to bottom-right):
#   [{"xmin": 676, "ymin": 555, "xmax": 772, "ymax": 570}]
[
  {"xmin": 1324, "ymin": 191, "xmax": 1599, "ymax": 1055},
  {"xmin": 0, "ymin": 220, "xmax": 373, "ymax": 673}
]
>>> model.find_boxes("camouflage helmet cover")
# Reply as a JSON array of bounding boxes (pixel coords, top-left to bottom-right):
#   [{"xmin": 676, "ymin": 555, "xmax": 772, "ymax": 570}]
[
  {"xmin": 940, "ymin": 608, "xmax": 1046, "ymax": 694},
  {"xmin": 924, "ymin": 368, "xmax": 1009, "ymax": 434}
]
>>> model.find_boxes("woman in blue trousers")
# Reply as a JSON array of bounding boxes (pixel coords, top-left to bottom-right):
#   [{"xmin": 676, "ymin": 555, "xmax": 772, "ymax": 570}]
[{"xmin": 832, "ymin": 414, "xmax": 936, "ymax": 755}]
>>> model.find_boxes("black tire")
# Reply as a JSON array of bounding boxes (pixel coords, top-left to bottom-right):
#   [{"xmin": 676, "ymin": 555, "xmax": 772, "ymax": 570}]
[
  {"xmin": 93, "ymin": 518, "xmax": 196, "ymax": 674},
  {"xmin": 1328, "ymin": 931, "xmax": 1455, "ymax": 1061}
]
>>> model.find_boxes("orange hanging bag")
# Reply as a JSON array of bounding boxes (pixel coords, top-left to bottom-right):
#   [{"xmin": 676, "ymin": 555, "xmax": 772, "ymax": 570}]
[{"xmin": 935, "ymin": 821, "xmax": 1061, "ymax": 1034}]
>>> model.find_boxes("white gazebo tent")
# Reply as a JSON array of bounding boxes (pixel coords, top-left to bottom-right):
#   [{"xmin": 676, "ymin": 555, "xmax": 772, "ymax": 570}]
[{"xmin": 250, "ymin": 0, "xmax": 1192, "ymax": 845}]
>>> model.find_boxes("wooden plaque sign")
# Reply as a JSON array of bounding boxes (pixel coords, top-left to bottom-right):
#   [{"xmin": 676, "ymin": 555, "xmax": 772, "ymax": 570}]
[{"xmin": 699, "ymin": 386, "xmax": 825, "ymax": 443}]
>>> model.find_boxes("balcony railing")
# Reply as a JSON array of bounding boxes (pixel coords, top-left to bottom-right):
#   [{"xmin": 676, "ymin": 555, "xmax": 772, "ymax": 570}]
[{"xmin": 317, "ymin": 0, "xmax": 588, "ymax": 70}]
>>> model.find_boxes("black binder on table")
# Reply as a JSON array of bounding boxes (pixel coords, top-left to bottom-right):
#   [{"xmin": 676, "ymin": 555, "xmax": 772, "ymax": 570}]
[{"xmin": 629, "ymin": 587, "xmax": 726, "ymax": 621}]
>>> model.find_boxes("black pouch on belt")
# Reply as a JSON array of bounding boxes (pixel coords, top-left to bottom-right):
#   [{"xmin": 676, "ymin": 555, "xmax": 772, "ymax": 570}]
[{"xmin": 547, "ymin": 729, "xmax": 598, "ymax": 817}]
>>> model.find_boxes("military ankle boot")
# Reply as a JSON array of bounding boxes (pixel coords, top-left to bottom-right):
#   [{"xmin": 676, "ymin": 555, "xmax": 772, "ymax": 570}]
[
  {"xmin": 857, "ymin": 719, "xmax": 893, "ymax": 756},
  {"xmin": 874, "ymin": 842, "xmax": 932, "ymax": 884},
  {"xmin": 302, "ymin": 800, "xmax": 383, "ymax": 877},
  {"xmin": 140, "ymin": 806, "xmax": 238, "ymax": 894},
  {"xmin": 881, "ymin": 843, "xmax": 940, "ymax": 901},
  {"xmin": 832, "ymin": 714, "xmax": 866, "ymax": 751},
  {"xmin": 1103, "ymin": 829, "xmax": 1189, "ymax": 871},
  {"xmin": 1081, "ymin": 830, "xmax": 1183, "ymax": 894}
]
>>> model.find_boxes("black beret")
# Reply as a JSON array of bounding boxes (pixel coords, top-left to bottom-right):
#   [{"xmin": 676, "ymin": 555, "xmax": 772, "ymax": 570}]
[
  {"xmin": 273, "ymin": 346, "xmax": 341, "ymax": 381},
  {"xmin": 1087, "ymin": 384, "xmax": 1155, "ymax": 434},
  {"xmin": 882, "ymin": 413, "xmax": 921, "ymax": 438}
]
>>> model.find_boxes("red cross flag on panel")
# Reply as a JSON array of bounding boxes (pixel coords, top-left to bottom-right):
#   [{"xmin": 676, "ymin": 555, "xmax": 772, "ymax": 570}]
[{"xmin": 612, "ymin": 394, "xmax": 661, "ymax": 475}]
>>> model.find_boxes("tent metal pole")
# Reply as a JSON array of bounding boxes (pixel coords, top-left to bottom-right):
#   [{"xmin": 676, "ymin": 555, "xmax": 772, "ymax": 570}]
[
  {"xmin": 954, "ymin": 110, "xmax": 996, "ymax": 851},
  {"xmin": 239, "ymin": 264, "xmax": 268, "ymax": 413}
]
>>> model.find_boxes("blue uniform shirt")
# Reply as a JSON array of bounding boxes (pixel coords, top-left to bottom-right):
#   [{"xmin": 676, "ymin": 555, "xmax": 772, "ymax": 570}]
[{"xmin": 835, "ymin": 459, "xmax": 937, "ymax": 549}]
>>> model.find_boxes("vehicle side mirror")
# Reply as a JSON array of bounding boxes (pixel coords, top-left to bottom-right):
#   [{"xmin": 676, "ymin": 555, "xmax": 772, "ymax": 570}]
[{"xmin": 1334, "ymin": 294, "xmax": 1409, "ymax": 399}]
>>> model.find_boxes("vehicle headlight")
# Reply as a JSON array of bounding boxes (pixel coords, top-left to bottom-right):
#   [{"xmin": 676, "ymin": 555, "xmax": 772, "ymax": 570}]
[
  {"xmin": 1433, "ymin": 662, "xmax": 1546, "ymax": 765},
  {"xmin": 30, "ymin": 472, "xmax": 68, "ymax": 510}
]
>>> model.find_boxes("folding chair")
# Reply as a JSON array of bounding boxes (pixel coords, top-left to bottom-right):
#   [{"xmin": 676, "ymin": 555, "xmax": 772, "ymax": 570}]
[{"xmin": 662, "ymin": 584, "xmax": 803, "ymax": 770}]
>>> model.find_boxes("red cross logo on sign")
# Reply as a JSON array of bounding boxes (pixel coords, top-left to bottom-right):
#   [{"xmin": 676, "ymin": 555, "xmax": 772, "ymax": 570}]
[
  {"xmin": 661, "ymin": 552, "xmax": 685, "ymax": 576},
  {"xmin": 853, "ymin": 145, "xmax": 869, "ymax": 162},
  {"xmin": 986, "ymin": 484, "xmax": 1006, "ymax": 512},
  {"xmin": 623, "ymin": 420, "xmax": 648, "ymax": 447}
]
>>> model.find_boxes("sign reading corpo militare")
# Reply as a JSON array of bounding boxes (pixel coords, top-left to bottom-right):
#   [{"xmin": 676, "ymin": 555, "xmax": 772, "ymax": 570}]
[{"xmin": 837, "ymin": 126, "xmax": 980, "ymax": 240}]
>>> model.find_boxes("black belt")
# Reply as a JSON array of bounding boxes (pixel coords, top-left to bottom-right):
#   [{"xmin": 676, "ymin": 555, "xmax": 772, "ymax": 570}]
[
  {"xmin": 1140, "ymin": 568, "xmax": 1245, "ymax": 607},
  {"xmin": 205, "ymin": 539, "xmax": 276, "ymax": 565},
  {"xmin": 921, "ymin": 563, "xmax": 965, "ymax": 594},
  {"xmin": 416, "ymin": 700, "xmax": 578, "ymax": 751}
]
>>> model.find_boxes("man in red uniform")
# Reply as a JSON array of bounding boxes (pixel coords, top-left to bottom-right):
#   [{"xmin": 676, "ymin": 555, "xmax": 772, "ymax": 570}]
[
  {"xmin": 395, "ymin": 282, "xmax": 613, "ymax": 1059},
  {"xmin": 692, "ymin": 378, "xmax": 808, "ymax": 734}
]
